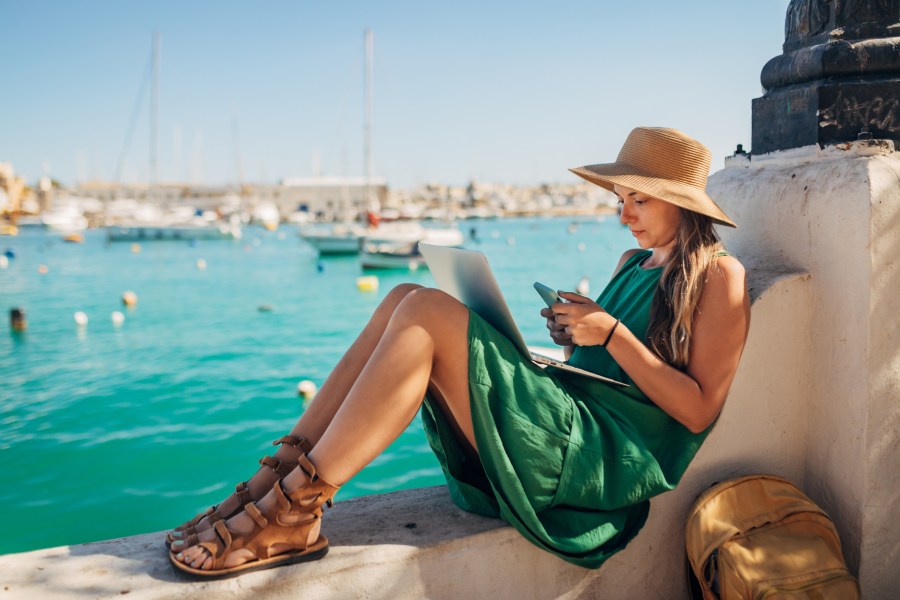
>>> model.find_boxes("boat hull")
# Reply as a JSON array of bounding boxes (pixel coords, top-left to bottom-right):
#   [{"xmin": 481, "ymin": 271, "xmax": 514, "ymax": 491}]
[
  {"xmin": 106, "ymin": 225, "xmax": 239, "ymax": 241},
  {"xmin": 302, "ymin": 234, "xmax": 363, "ymax": 255},
  {"xmin": 360, "ymin": 249, "xmax": 427, "ymax": 270}
]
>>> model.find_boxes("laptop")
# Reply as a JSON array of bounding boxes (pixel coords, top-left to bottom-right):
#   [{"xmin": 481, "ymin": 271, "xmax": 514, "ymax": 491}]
[{"xmin": 419, "ymin": 243, "xmax": 628, "ymax": 387}]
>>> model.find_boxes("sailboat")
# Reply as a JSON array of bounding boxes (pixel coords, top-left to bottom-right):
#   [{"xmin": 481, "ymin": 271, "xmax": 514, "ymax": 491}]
[
  {"xmin": 105, "ymin": 33, "xmax": 242, "ymax": 243},
  {"xmin": 300, "ymin": 30, "xmax": 463, "ymax": 264},
  {"xmin": 359, "ymin": 221, "xmax": 464, "ymax": 269}
]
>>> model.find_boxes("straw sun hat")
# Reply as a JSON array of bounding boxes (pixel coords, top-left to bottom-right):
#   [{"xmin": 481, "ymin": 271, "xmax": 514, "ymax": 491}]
[{"xmin": 569, "ymin": 127, "xmax": 736, "ymax": 228}]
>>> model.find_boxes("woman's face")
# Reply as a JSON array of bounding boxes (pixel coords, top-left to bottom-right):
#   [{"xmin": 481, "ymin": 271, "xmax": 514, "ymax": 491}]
[{"xmin": 614, "ymin": 184, "xmax": 681, "ymax": 252}]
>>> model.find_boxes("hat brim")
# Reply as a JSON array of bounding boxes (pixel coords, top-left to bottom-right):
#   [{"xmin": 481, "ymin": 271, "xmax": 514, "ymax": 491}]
[{"xmin": 570, "ymin": 163, "xmax": 737, "ymax": 228}]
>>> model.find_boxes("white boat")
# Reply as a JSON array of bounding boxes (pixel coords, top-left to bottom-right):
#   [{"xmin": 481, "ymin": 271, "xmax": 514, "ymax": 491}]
[
  {"xmin": 360, "ymin": 239, "xmax": 425, "ymax": 270},
  {"xmin": 360, "ymin": 223, "xmax": 464, "ymax": 270},
  {"xmin": 16, "ymin": 203, "xmax": 89, "ymax": 234},
  {"xmin": 299, "ymin": 223, "xmax": 368, "ymax": 255}
]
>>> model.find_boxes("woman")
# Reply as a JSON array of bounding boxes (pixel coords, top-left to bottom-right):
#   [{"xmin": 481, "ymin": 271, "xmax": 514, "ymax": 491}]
[{"xmin": 169, "ymin": 127, "xmax": 750, "ymax": 578}]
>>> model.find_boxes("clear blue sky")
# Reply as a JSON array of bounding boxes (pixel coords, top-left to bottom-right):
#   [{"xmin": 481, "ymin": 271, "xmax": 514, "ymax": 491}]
[{"xmin": 1, "ymin": 1, "xmax": 790, "ymax": 189}]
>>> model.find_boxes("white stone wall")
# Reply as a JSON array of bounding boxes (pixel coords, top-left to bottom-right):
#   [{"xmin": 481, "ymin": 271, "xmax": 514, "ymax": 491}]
[{"xmin": 710, "ymin": 141, "xmax": 900, "ymax": 599}]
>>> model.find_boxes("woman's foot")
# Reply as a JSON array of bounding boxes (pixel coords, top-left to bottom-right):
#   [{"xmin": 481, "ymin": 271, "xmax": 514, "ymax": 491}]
[
  {"xmin": 170, "ymin": 454, "xmax": 339, "ymax": 577},
  {"xmin": 167, "ymin": 435, "xmax": 312, "ymax": 548}
]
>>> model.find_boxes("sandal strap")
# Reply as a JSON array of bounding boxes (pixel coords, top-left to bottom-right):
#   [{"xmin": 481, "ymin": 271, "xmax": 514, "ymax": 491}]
[
  {"xmin": 272, "ymin": 435, "xmax": 313, "ymax": 454},
  {"xmin": 296, "ymin": 454, "xmax": 337, "ymax": 508},
  {"xmin": 179, "ymin": 531, "xmax": 200, "ymax": 549},
  {"xmin": 201, "ymin": 520, "xmax": 233, "ymax": 569},
  {"xmin": 273, "ymin": 478, "xmax": 320, "ymax": 528},
  {"xmin": 234, "ymin": 481, "xmax": 252, "ymax": 506},
  {"xmin": 297, "ymin": 454, "xmax": 319, "ymax": 481},
  {"xmin": 174, "ymin": 506, "xmax": 223, "ymax": 541},
  {"xmin": 259, "ymin": 455, "xmax": 295, "ymax": 478},
  {"xmin": 244, "ymin": 502, "xmax": 269, "ymax": 530},
  {"xmin": 174, "ymin": 505, "xmax": 216, "ymax": 533}
]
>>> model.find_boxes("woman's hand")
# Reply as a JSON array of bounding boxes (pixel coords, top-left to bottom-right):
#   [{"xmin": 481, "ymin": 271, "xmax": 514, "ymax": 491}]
[
  {"xmin": 541, "ymin": 306, "xmax": 573, "ymax": 348},
  {"xmin": 551, "ymin": 292, "xmax": 617, "ymax": 346}
]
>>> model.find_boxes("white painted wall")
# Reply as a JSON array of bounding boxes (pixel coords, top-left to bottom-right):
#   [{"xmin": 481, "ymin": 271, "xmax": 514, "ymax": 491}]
[{"xmin": 710, "ymin": 141, "xmax": 900, "ymax": 599}]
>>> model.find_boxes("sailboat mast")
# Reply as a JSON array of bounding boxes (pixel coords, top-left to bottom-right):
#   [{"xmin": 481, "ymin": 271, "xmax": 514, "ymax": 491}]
[
  {"xmin": 150, "ymin": 32, "xmax": 160, "ymax": 196},
  {"xmin": 363, "ymin": 28, "xmax": 374, "ymax": 220}
]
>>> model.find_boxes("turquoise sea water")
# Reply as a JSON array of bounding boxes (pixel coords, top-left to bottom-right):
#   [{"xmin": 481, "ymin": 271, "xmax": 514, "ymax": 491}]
[{"xmin": 0, "ymin": 215, "xmax": 631, "ymax": 554}]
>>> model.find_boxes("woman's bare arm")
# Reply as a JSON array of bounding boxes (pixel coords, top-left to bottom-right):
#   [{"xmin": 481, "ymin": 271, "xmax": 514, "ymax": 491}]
[{"xmin": 555, "ymin": 256, "xmax": 750, "ymax": 433}]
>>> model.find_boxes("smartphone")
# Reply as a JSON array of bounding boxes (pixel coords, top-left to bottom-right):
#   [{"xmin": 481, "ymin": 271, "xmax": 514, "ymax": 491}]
[{"xmin": 534, "ymin": 282, "xmax": 564, "ymax": 307}]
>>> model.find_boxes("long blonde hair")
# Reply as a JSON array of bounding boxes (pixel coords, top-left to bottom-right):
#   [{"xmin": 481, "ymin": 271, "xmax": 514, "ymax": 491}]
[{"xmin": 646, "ymin": 209, "xmax": 723, "ymax": 370}]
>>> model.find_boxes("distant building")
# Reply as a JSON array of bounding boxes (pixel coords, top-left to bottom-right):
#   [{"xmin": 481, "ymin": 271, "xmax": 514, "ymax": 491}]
[
  {"xmin": 0, "ymin": 163, "xmax": 27, "ymax": 214},
  {"xmin": 276, "ymin": 176, "xmax": 389, "ymax": 220}
]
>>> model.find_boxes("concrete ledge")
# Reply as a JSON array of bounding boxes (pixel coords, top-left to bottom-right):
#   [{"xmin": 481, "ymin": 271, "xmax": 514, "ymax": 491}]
[
  {"xmin": 0, "ymin": 487, "xmax": 602, "ymax": 600},
  {"xmin": 0, "ymin": 270, "xmax": 811, "ymax": 600}
]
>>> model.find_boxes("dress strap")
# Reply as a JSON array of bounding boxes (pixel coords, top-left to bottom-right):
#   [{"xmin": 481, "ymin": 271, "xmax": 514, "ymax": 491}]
[{"xmin": 621, "ymin": 250, "xmax": 653, "ymax": 271}]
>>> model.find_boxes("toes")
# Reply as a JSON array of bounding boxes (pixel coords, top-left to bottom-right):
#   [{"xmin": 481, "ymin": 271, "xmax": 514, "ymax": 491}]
[{"xmin": 179, "ymin": 547, "xmax": 206, "ymax": 569}]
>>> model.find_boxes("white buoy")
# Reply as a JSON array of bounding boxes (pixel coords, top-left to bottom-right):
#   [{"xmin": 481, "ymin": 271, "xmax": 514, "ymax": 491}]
[
  {"xmin": 577, "ymin": 242, "xmax": 587, "ymax": 252},
  {"xmin": 131, "ymin": 243, "xmax": 141, "ymax": 254},
  {"xmin": 576, "ymin": 276, "xmax": 590, "ymax": 296},
  {"xmin": 506, "ymin": 236, "xmax": 516, "ymax": 246},
  {"xmin": 111, "ymin": 311, "xmax": 125, "ymax": 326},
  {"xmin": 74, "ymin": 311, "xmax": 88, "ymax": 326},
  {"xmin": 297, "ymin": 380, "xmax": 317, "ymax": 406},
  {"xmin": 0, "ymin": 256, "xmax": 8, "ymax": 269},
  {"xmin": 38, "ymin": 264, "xmax": 49, "ymax": 274},
  {"xmin": 491, "ymin": 230, "xmax": 500, "ymax": 239},
  {"xmin": 122, "ymin": 291, "xmax": 138, "ymax": 307},
  {"xmin": 196, "ymin": 258, "xmax": 207, "ymax": 270}
]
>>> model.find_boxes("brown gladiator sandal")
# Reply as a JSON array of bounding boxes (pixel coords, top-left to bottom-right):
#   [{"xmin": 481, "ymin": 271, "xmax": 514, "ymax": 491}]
[
  {"xmin": 166, "ymin": 435, "xmax": 313, "ymax": 547},
  {"xmin": 169, "ymin": 453, "xmax": 339, "ymax": 579}
]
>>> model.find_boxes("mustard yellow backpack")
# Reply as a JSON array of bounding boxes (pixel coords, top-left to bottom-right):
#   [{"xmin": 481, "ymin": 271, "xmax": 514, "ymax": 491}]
[{"xmin": 685, "ymin": 474, "xmax": 860, "ymax": 599}]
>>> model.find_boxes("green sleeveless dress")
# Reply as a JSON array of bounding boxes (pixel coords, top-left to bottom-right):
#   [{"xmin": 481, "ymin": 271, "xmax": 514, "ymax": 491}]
[{"xmin": 421, "ymin": 250, "xmax": 713, "ymax": 569}]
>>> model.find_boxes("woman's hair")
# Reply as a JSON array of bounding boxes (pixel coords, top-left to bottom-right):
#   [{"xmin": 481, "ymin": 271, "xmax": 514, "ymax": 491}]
[{"xmin": 646, "ymin": 209, "xmax": 723, "ymax": 370}]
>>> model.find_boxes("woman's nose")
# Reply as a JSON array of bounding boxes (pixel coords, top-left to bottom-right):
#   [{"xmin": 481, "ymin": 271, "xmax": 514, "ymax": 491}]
[{"xmin": 619, "ymin": 204, "xmax": 633, "ymax": 224}]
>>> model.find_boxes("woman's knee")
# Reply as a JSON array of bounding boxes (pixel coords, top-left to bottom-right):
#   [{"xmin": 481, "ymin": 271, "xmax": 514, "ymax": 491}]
[
  {"xmin": 395, "ymin": 288, "xmax": 467, "ymax": 328},
  {"xmin": 378, "ymin": 283, "xmax": 424, "ymax": 314}
]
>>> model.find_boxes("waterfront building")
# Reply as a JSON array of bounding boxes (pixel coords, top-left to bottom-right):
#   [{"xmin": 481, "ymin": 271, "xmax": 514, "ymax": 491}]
[
  {"xmin": 0, "ymin": 163, "xmax": 27, "ymax": 216},
  {"xmin": 272, "ymin": 175, "xmax": 388, "ymax": 221}
]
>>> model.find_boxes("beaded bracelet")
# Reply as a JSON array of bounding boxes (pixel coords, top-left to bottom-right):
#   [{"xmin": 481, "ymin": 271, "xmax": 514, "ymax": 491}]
[{"xmin": 601, "ymin": 319, "xmax": 620, "ymax": 348}]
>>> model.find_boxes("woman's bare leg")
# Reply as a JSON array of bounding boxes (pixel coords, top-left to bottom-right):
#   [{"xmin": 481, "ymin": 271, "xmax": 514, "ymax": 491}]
[
  {"xmin": 290, "ymin": 282, "xmax": 429, "ymax": 446},
  {"xmin": 175, "ymin": 288, "xmax": 474, "ymax": 570},
  {"xmin": 170, "ymin": 283, "xmax": 425, "ymax": 544},
  {"xmin": 309, "ymin": 287, "xmax": 475, "ymax": 482}
]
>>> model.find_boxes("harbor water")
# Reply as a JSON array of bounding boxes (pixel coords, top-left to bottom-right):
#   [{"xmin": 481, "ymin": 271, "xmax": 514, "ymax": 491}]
[{"xmin": 0, "ymin": 215, "xmax": 631, "ymax": 554}]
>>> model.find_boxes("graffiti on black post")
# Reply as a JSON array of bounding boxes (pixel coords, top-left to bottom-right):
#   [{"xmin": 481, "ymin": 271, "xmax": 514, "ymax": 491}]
[{"xmin": 819, "ymin": 91, "xmax": 900, "ymax": 134}]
